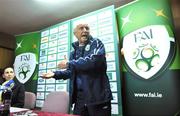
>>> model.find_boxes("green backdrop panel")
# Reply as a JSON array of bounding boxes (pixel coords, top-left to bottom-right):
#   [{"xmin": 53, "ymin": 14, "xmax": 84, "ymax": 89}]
[{"xmin": 116, "ymin": 0, "xmax": 180, "ymax": 115}]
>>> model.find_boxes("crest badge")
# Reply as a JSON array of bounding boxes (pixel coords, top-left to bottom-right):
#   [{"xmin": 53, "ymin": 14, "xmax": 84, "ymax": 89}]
[
  {"xmin": 123, "ymin": 25, "xmax": 175, "ymax": 79},
  {"xmin": 85, "ymin": 44, "xmax": 90, "ymax": 51},
  {"xmin": 14, "ymin": 53, "xmax": 36, "ymax": 83}
]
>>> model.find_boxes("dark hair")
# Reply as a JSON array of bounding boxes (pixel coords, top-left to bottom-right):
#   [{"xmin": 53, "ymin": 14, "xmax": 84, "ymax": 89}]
[
  {"xmin": 3, "ymin": 66, "xmax": 14, "ymax": 73},
  {"xmin": 0, "ymin": 69, "xmax": 5, "ymax": 84},
  {"xmin": 0, "ymin": 69, "xmax": 3, "ymax": 76}
]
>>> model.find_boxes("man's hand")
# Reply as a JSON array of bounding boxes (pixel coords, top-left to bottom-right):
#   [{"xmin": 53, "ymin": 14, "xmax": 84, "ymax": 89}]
[
  {"xmin": 40, "ymin": 71, "xmax": 55, "ymax": 79},
  {"xmin": 58, "ymin": 55, "xmax": 68, "ymax": 69}
]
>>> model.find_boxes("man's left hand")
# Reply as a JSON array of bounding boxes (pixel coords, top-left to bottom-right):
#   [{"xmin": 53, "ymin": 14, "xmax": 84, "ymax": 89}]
[{"xmin": 57, "ymin": 55, "xmax": 68, "ymax": 69}]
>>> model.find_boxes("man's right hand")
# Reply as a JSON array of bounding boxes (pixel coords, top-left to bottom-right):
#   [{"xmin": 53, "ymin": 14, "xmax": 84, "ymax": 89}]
[{"xmin": 40, "ymin": 71, "xmax": 55, "ymax": 79}]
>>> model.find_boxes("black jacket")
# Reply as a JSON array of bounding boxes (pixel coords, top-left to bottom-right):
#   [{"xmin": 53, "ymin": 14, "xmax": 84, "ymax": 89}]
[
  {"xmin": 11, "ymin": 79, "xmax": 25, "ymax": 108},
  {"xmin": 54, "ymin": 36, "xmax": 112, "ymax": 106}
]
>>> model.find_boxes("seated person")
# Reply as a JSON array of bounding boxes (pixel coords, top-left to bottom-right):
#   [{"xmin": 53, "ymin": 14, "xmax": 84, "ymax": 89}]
[
  {"xmin": 1, "ymin": 67, "xmax": 25, "ymax": 108},
  {"xmin": 0, "ymin": 69, "xmax": 4, "ymax": 84}
]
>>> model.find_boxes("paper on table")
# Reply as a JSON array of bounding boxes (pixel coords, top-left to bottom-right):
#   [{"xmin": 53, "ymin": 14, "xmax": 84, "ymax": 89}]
[{"xmin": 10, "ymin": 107, "xmax": 30, "ymax": 113}]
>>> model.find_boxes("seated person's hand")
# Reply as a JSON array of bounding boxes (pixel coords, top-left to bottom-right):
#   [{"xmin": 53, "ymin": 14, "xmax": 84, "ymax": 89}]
[{"xmin": 40, "ymin": 71, "xmax": 55, "ymax": 79}]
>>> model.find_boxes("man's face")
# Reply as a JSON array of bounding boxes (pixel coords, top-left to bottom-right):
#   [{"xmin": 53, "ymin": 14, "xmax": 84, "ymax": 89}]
[
  {"xmin": 3, "ymin": 67, "xmax": 15, "ymax": 81},
  {"xmin": 74, "ymin": 24, "xmax": 90, "ymax": 45}
]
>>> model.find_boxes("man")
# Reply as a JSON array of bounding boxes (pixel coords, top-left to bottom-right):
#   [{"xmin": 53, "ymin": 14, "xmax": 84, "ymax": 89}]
[
  {"xmin": 41, "ymin": 24, "xmax": 112, "ymax": 116},
  {"xmin": 1, "ymin": 67, "xmax": 25, "ymax": 108}
]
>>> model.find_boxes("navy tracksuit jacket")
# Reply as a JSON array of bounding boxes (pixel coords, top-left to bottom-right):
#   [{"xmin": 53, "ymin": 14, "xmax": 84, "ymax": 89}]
[{"xmin": 53, "ymin": 35, "xmax": 112, "ymax": 109}]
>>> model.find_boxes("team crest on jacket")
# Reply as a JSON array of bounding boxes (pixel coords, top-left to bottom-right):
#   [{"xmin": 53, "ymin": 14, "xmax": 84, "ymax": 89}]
[
  {"xmin": 122, "ymin": 25, "xmax": 175, "ymax": 79},
  {"xmin": 85, "ymin": 44, "xmax": 90, "ymax": 51},
  {"xmin": 14, "ymin": 53, "xmax": 36, "ymax": 83}
]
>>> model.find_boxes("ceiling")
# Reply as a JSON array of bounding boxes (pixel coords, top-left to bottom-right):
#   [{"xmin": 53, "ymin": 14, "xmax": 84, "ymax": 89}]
[
  {"xmin": 0, "ymin": 0, "xmax": 179, "ymax": 36},
  {"xmin": 0, "ymin": 0, "xmax": 132, "ymax": 36}
]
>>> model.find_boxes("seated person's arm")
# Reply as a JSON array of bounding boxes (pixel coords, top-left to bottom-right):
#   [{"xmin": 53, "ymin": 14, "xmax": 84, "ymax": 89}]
[{"xmin": 11, "ymin": 84, "xmax": 25, "ymax": 108}]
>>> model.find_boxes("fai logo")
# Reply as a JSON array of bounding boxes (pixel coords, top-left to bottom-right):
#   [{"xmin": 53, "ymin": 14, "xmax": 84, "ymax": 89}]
[
  {"xmin": 123, "ymin": 25, "xmax": 175, "ymax": 79},
  {"xmin": 14, "ymin": 53, "xmax": 36, "ymax": 83}
]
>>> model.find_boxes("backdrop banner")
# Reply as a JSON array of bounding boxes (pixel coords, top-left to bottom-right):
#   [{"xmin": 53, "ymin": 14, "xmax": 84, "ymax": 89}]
[
  {"xmin": 15, "ymin": 32, "xmax": 40, "ymax": 92},
  {"xmin": 116, "ymin": 0, "xmax": 180, "ymax": 115}
]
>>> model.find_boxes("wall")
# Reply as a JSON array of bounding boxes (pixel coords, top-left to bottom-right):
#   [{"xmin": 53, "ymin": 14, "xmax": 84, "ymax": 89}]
[
  {"xmin": 171, "ymin": 0, "xmax": 180, "ymax": 46},
  {"xmin": 0, "ymin": 32, "xmax": 15, "ymax": 69}
]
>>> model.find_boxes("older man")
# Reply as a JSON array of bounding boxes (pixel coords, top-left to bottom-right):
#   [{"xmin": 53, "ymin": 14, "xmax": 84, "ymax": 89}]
[{"xmin": 41, "ymin": 24, "xmax": 112, "ymax": 116}]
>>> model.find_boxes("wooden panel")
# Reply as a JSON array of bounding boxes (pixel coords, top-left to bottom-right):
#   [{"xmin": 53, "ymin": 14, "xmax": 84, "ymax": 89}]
[
  {"xmin": 171, "ymin": 0, "xmax": 180, "ymax": 27},
  {"xmin": 0, "ymin": 47, "xmax": 15, "ymax": 69},
  {"xmin": 0, "ymin": 32, "xmax": 16, "ymax": 49}
]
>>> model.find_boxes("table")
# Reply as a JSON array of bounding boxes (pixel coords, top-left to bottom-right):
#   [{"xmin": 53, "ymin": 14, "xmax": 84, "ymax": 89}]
[
  {"xmin": 10, "ymin": 107, "xmax": 78, "ymax": 116},
  {"xmin": 34, "ymin": 110, "xmax": 78, "ymax": 116}
]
